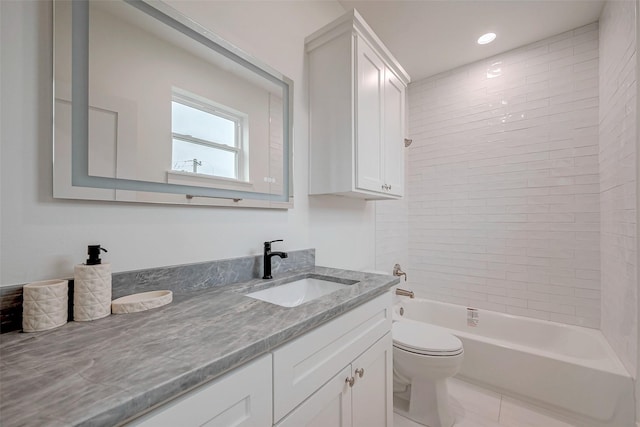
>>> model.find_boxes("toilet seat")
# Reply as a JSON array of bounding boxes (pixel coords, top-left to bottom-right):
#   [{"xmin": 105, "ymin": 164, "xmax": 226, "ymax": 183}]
[{"xmin": 393, "ymin": 321, "xmax": 463, "ymax": 356}]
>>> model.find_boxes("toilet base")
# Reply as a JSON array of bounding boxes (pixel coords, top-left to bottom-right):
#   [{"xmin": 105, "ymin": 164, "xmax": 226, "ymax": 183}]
[{"xmin": 393, "ymin": 379, "xmax": 454, "ymax": 427}]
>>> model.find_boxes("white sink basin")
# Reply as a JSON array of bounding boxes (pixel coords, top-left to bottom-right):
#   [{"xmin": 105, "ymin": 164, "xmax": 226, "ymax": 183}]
[{"xmin": 246, "ymin": 278, "xmax": 350, "ymax": 307}]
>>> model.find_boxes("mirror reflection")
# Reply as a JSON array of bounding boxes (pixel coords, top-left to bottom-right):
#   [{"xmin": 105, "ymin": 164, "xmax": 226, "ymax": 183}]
[{"xmin": 53, "ymin": 0, "xmax": 292, "ymax": 206}]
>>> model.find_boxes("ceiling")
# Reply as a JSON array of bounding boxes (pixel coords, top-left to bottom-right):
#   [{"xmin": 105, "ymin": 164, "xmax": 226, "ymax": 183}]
[{"xmin": 338, "ymin": 0, "xmax": 605, "ymax": 81}]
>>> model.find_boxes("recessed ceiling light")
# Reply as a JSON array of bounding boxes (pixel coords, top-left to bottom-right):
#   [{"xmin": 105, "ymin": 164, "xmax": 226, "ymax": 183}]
[{"xmin": 477, "ymin": 32, "xmax": 497, "ymax": 45}]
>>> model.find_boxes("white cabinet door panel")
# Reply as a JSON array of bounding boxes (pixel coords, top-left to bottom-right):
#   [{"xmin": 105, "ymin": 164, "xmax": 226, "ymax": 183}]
[
  {"xmin": 352, "ymin": 332, "xmax": 393, "ymax": 427},
  {"xmin": 128, "ymin": 354, "xmax": 272, "ymax": 427},
  {"xmin": 355, "ymin": 37, "xmax": 385, "ymax": 193},
  {"xmin": 383, "ymin": 69, "xmax": 405, "ymax": 197},
  {"xmin": 276, "ymin": 366, "xmax": 352, "ymax": 427}
]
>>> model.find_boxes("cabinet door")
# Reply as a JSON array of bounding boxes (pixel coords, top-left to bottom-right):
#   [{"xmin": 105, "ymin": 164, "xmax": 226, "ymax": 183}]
[
  {"xmin": 352, "ymin": 332, "xmax": 393, "ymax": 427},
  {"xmin": 276, "ymin": 366, "xmax": 352, "ymax": 427},
  {"xmin": 355, "ymin": 36, "xmax": 385, "ymax": 194},
  {"xmin": 128, "ymin": 354, "xmax": 272, "ymax": 427},
  {"xmin": 383, "ymin": 69, "xmax": 405, "ymax": 197}
]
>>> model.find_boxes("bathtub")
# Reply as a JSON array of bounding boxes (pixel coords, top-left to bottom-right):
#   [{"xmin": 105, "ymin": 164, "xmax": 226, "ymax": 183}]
[{"xmin": 394, "ymin": 297, "xmax": 635, "ymax": 427}]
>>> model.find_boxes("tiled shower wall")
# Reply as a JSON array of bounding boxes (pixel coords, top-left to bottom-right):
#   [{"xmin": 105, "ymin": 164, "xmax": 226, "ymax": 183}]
[
  {"xmin": 599, "ymin": 0, "xmax": 638, "ymax": 377},
  {"xmin": 406, "ymin": 23, "xmax": 601, "ymax": 327}
]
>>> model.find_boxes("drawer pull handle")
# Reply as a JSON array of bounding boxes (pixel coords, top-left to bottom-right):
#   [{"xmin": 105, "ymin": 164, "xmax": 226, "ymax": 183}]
[
  {"xmin": 346, "ymin": 376, "xmax": 355, "ymax": 387},
  {"xmin": 355, "ymin": 368, "xmax": 365, "ymax": 378}
]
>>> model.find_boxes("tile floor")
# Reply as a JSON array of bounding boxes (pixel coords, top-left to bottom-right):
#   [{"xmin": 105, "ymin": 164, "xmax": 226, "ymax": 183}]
[{"xmin": 393, "ymin": 377, "xmax": 579, "ymax": 427}]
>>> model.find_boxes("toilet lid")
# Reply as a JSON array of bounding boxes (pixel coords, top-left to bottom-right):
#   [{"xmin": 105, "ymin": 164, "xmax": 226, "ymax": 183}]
[{"xmin": 393, "ymin": 321, "xmax": 463, "ymax": 356}]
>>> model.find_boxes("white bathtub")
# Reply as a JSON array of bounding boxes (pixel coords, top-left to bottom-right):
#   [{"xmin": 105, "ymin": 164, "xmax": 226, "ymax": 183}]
[{"xmin": 394, "ymin": 297, "xmax": 635, "ymax": 427}]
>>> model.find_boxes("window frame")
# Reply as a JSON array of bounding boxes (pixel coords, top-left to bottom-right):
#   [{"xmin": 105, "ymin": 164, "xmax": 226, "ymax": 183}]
[{"xmin": 171, "ymin": 91, "xmax": 248, "ymax": 182}]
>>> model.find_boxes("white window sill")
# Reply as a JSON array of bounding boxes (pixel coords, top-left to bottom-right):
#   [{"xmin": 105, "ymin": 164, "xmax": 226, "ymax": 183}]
[{"xmin": 166, "ymin": 170, "xmax": 253, "ymax": 191}]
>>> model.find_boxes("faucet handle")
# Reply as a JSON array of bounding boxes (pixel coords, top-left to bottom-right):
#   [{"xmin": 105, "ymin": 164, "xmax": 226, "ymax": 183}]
[
  {"xmin": 264, "ymin": 239, "xmax": 283, "ymax": 251},
  {"xmin": 264, "ymin": 239, "xmax": 284, "ymax": 251},
  {"xmin": 393, "ymin": 263, "xmax": 407, "ymax": 281}
]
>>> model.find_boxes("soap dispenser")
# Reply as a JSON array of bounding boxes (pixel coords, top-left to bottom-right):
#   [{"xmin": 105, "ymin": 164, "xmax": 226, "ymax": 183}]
[{"xmin": 73, "ymin": 245, "xmax": 112, "ymax": 321}]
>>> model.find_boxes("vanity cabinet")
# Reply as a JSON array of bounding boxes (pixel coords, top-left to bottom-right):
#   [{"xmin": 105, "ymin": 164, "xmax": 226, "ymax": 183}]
[
  {"xmin": 126, "ymin": 354, "xmax": 272, "ymax": 427},
  {"xmin": 277, "ymin": 332, "xmax": 393, "ymax": 427},
  {"xmin": 276, "ymin": 334, "xmax": 392, "ymax": 427},
  {"xmin": 306, "ymin": 10, "xmax": 410, "ymax": 200},
  {"xmin": 273, "ymin": 292, "xmax": 393, "ymax": 426},
  {"xmin": 127, "ymin": 292, "xmax": 392, "ymax": 427}
]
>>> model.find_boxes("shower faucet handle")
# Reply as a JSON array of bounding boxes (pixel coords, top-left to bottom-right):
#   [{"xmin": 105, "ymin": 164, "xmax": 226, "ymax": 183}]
[{"xmin": 393, "ymin": 263, "xmax": 407, "ymax": 281}]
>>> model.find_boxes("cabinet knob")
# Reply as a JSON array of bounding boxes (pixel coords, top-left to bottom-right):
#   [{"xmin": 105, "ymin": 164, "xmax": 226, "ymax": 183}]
[
  {"xmin": 345, "ymin": 376, "xmax": 355, "ymax": 387},
  {"xmin": 355, "ymin": 368, "xmax": 365, "ymax": 378}
]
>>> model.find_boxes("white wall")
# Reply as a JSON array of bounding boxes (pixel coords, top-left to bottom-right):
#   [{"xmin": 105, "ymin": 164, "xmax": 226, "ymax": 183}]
[
  {"xmin": 637, "ymin": 0, "xmax": 640, "ymax": 419},
  {"xmin": 405, "ymin": 24, "xmax": 601, "ymax": 327},
  {"xmin": 375, "ymin": 153, "xmax": 409, "ymax": 275},
  {"xmin": 375, "ymin": 196, "xmax": 408, "ymax": 275},
  {"xmin": 599, "ymin": 0, "xmax": 638, "ymax": 379},
  {"xmin": 0, "ymin": 0, "xmax": 384, "ymax": 288}
]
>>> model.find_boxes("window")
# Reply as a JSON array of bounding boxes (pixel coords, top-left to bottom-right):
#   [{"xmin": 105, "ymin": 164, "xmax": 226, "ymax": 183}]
[{"xmin": 171, "ymin": 91, "xmax": 247, "ymax": 181}]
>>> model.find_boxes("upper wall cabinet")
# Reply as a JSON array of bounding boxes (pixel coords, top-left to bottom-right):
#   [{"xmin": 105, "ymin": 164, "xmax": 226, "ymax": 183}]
[{"xmin": 306, "ymin": 10, "xmax": 410, "ymax": 200}]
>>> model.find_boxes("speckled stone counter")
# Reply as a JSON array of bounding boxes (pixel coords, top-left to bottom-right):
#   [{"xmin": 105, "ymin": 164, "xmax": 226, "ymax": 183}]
[{"xmin": 0, "ymin": 266, "xmax": 398, "ymax": 427}]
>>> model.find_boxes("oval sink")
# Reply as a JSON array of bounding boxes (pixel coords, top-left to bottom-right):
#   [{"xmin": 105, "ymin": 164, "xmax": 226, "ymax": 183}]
[
  {"xmin": 111, "ymin": 290, "xmax": 173, "ymax": 314},
  {"xmin": 246, "ymin": 278, "xmax": 351, "ymax": 307}
]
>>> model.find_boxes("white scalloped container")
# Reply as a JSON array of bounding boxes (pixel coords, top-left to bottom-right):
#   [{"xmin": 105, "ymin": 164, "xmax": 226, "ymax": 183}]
[{"xmin": 22, "ymin": 279, "xmax": 68, "ymax": 332}]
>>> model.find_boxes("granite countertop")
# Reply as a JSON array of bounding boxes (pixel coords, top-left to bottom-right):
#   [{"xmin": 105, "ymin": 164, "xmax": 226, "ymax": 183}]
[{"xmin": 0, "ymin": 266, "xmax": 398, "ymax": 427}]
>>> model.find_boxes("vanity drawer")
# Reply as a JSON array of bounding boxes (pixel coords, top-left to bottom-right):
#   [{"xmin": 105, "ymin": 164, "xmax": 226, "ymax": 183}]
[{"xmin": 273, "ymin": 292, "xmax": 392, "ymax": 422}]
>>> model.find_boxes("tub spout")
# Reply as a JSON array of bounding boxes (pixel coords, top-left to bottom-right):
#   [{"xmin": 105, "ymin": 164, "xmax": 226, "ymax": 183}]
[{"xmin": 396, "ymin": 288, "xmax": 414, "ymax": 298}]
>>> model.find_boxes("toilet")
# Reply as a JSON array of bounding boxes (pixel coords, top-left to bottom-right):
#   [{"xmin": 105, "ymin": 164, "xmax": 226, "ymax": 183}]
[{"xmin": 392, "ymin": 320, "xmax": 464, "ymax": 427}]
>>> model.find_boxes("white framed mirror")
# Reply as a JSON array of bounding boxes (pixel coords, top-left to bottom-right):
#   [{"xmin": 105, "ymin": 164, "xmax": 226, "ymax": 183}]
[{"xmin": 53, "ymin": 0, "xmax": 293, "ymax": 208}]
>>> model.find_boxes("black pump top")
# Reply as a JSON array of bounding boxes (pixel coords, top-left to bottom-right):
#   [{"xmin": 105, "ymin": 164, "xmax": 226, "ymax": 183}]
[{"xmin": 86, "ymin": 245, "xmax": 108, "ymax": 265}]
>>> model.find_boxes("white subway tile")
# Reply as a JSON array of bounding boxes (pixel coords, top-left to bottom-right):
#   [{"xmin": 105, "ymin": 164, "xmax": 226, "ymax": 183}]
[
  {"xmin": 528, "ymin": 300, "xmax": 575, "ymax": 315},
  {"xmin": 506, "ymin": 306, "xmax": 551, "ymax": 321},
  {"xmin": 398, "ymin": 22, "xmax": 607, "ymax": 330},
  {"xmin": 549, "ymin": 313, "xmax": 600, "ymax": 328}
]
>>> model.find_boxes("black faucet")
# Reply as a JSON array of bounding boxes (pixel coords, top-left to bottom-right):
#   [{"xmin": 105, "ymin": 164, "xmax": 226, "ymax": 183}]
[{"xmin": 263, "ymin": 240, "xmax": 288, "ymax": 279}]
